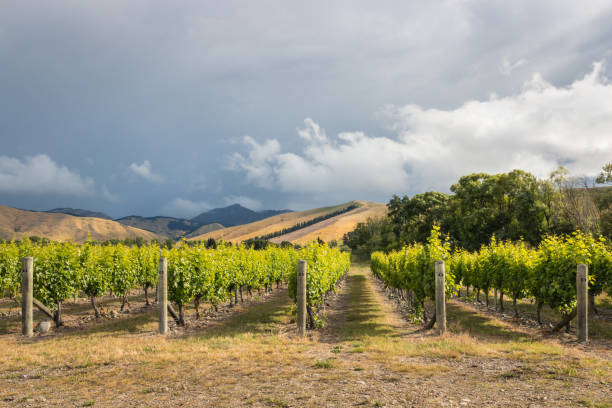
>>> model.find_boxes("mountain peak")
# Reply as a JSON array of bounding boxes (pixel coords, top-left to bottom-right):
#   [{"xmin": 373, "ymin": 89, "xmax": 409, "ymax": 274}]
[
  {"xmin": 226, "ymin": 203, "xmax": 247, "ymax": 209},
  {"xmin": 190, "ymin": 204, "xmax": 291, "ymax": 227}
]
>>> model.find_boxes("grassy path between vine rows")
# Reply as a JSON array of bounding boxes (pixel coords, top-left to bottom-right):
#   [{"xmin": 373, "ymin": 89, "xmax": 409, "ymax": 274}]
[{"xmin": 1, "ymin": 266, "xmax": 611, "ymax": 407}]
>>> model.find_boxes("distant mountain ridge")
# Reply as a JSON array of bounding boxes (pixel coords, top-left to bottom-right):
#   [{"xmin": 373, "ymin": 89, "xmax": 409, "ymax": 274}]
[
  {"xmin": 8, "ymin": 203, "xmax": 292, "ymax": 240},
  {"xmin": 190, "ymin": 204, "xmax": 291, "ymax": 227},
  {"xmin": 115, "ymin": 216, "xmax": 202, "ymax": 239},
  {"xmin": 0, "ymin": 201, "xmax": 381, "ymax": 243},
  {"xmin": 46, "ymin": 208, "xmax": 112, "ymax": 220},
  {"xmin": 115, "ymin": 204, "xmax": 290, "ymax": 238}
]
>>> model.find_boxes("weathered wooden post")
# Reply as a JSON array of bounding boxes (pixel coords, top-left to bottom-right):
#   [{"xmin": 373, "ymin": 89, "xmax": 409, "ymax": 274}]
[
  {"xmin": 297, "ymin": 260, "xmax": 307, "ymax": 336},
  {"xmin": 576, "ymin": 264, "xmax": 588, "ymax": 342},
  {"xmin": 21, "ymin": 257, "xmax": 33, "ymax": 337},
  {"xmin": 435, "ymin": 260, "xmax": 447, "ymax": 335},
  {"xmin": 158, "ymin": 257, "xmax": 168, "ymax": 335}
]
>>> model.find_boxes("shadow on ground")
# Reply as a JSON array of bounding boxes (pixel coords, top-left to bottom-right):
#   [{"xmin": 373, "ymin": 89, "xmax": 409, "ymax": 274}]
[
  {"xmin": 447, "ymin": 302, "xmax": 533, "ymax": 342},
  {"xmin": 325, "ymin": 271, "xmax": 397, "ymax": 342}
]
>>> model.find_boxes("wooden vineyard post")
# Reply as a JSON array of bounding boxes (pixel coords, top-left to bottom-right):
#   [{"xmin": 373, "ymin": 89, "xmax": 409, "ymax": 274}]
[
  {"xmin": 576, "ymin": 264, "xmax": 588, "ymax": 342},
  {"xmin": 158, "ymin": 257, "xmax": 168, "ymax": 335},
  {"xmin": 21, "ymin": 257, "xmax": 33, "ymax": 337},
  {"xmin": 297, "ymin": 260, "xmax": 307, "ymax": 336},
  {"xmin": 435, "ymin": 260, "xmax": 447, "ymax": 335}
]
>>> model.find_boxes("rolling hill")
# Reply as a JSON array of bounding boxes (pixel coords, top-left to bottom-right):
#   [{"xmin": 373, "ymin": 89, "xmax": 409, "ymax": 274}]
[
  {"xmin": 269, "ymin": 203, "xmax": 387, "ymax": 244},
  {"xmin": 188, "ymin": 201, "xmax": 387, "ymax": 244},
  {"xmin": 0, "ymin": 205, "xmax": 160, "ymax": 242}
]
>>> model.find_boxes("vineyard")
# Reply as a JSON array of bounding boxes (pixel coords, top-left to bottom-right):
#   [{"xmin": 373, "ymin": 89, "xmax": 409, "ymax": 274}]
[
  {"xmin": 1, "ymin": 231, "xmax": 611, "ymax": 407},
  {"xmin": 371, "ymin": 227, "xmax": 612, "ymax": 329},
  {"xmin": 1, "ymin": 236, "xmax": 611, "ymax": 406},
  {"xmin": 0, "ymin": 240, "xmax": 349, "ymax": 329}
]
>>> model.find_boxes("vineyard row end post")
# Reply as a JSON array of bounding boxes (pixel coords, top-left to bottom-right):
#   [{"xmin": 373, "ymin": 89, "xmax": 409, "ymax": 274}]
[
  {"xmin": 435, "ymin": 260, "xmax": 447, "ymax": 335},
  {"xmin": 577, "ymin": 263, "xmax": 588, "ymax": 343},
  {"xmin": 158, "ymin": 257, "xmax": 168, "ymax": 335},
  {"xmin": 21, "ymin": 257, "xmax": 33, "ymax": 337},
  {"xmin": 297, "ymin": 259, "xmax": 307, "ymax": 336}
]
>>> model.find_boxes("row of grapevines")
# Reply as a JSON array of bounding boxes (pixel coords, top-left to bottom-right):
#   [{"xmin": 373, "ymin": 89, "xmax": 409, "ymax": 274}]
[
  {"xmin": 0, "ymin": 240, "xmax": 160, "ymax": 325},
  {"xmin": 449, "ymin": 232, "xmax": 612, "ymax": 322},
  {"xmin": 0, "ymin": 239, "xmax": 349, "ymax": 328},
  {"xmin": 287, "ymin": 244, "xmax": 350, "ymax": 327},
  {"xmin": 372, "ymin": 229, "xmax": 612, "ymax": 328},
  {"xmin": 370, "ymin": 226, "xmax": 455, "ymax": 323},
  {"xmin": 453, "ymin": 231, "xmax": 612, "ymax": 320}
]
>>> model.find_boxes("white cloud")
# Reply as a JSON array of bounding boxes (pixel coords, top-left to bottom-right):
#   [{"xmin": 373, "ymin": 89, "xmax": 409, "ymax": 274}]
[
  {"xmin": 162, "ymin": 198, "xmax": 212, "ymax": 218},
  {"xmin": 228, "ymin": 136, "xmax": 280, "ymax": 188},
  {"xmin": 128, "ymin": 160, "xmax": 163, "ymax": 183},
  {"xmin": 0, "ymin": 154, "xmax": 95, "ymax": 196},
  {"xmin": 223, "ymin": 195, "xmax": 263, "ymax": 211},
  {"xmin": 297, "ymin": 118, "xmax": 327, "ymax": 143},
  {"xmin": 231, "ymin": 62, "xmax": 612, "ymax": 199}
]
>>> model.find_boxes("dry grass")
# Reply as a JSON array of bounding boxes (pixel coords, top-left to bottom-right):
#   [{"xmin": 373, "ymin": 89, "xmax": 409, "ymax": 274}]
[
  {"xmin": 454, "ymin": 288, "xmax": 612, "ymax": 345},
  {"xmin": 1, "ymin": 266, "xmax": 611, "ymax": 407}
]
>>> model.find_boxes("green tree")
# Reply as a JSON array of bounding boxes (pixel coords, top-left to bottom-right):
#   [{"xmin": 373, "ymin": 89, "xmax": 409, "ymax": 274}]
[
  {"xmin": 596, "ymin": 162, "xmax": 612, "ymax": 184},
  {"xmin": 594, "ymin": 162, "xmax": 612, "ymax": 240},
  {"xmin": 388, "ymin": 192, "xmax": 451, "ymax": 245},
  {"xmin": 343, "ymin": 217, "xmax": 398, "ymax": 257},
  {"xmin": 449, "ymin": 170, "xmax": 547, "ymax": 249}
]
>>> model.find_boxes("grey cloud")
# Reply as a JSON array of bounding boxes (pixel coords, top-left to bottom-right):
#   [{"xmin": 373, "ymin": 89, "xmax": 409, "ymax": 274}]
[{"xmin": 1, "ymin": 1, "xmax": 612, "ymax": 215}]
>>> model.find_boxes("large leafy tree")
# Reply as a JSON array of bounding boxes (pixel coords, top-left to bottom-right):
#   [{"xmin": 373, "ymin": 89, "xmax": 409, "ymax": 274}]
[
  {"xmin": 449, "ymin": 170, "xmax": 547, "ymax": 250},
  {"xmin": 595, "ymin": 162, "xmax": 612, "ymax": 240},
  {"xmin": 343, "ymin": 217, "xmax": 398, "ymax": 257},
  {"xmin": 388, "ymin": 192, "xmax": 451, "ymax": 245}
]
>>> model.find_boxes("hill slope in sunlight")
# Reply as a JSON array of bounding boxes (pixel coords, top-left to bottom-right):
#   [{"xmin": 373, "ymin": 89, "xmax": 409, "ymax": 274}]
[
  {"xmin": 189, "ymin": 201, "xmax": 387, "ymax": 244},
  {"xmin": 0, "ymin": 206, "xmax": 160, "ymax": 242}
]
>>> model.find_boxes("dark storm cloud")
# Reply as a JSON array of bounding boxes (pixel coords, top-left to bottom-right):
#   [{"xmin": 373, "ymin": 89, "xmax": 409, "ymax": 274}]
[{"xmin": 1, "ymin": 1, "xmax": 612, "ymax": 216}]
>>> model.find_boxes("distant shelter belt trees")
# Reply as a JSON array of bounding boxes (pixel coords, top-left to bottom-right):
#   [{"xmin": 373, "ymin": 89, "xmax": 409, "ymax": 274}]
[{"xmin": 344, "ymin": 163, "xmax": 612, "ymax": 256}]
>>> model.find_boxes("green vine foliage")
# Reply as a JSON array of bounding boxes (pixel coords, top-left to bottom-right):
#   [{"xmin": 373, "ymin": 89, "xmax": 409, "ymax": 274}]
[
  {"xmin": 79, "ymin": 243, "xmax": 108, "ymax": 299},
  {"xmin": 1, "ymin": 240, "xmax": 345, "ymax": 324},
  {"xmin": 0, "ymin": 240, "xmax": 21, "ymax": 299},
  {"xmin": 373, "ymin": 229, "xmax": 612, "ymax": 317},
  {"xmin": 287, "ymin": 244, "xmax": 350, "ymax": 319},
  {"xmin": 371, "ymin": 226, "xmax": 454, "ymax": 316},
  {"xmin": 33, "ymin": 242, "xmax": 80, "ymax": 309}
]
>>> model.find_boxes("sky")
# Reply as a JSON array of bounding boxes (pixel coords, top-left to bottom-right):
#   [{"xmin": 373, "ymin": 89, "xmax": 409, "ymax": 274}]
[{"xmin": 1, "ymin": 1, "xmax": 612, "ymax": 219}]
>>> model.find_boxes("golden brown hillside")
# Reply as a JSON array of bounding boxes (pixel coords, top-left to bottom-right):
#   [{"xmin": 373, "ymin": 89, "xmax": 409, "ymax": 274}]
[
  {"xmin": 0, "ymin": 205, "xmax": 160, "ymax": 242},
  {"xmin": 188, "ymin": 201, "xmax": 387, "ymax": 244},
  {"xmin": 270, "ymin": 202, "xmax": 387, "ymax": 244}
]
